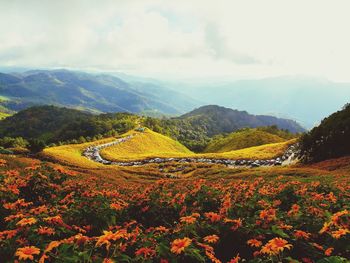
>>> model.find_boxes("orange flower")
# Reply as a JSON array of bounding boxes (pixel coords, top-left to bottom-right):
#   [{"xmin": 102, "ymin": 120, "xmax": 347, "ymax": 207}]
[
  {"xmin": 319, "ymin": 222, "xmax": 331, "ymax": 234},
  {"xmin": 135, "ymin": 247, "xmax": 156, "ymax": 258},
  {"xmin": 110, "ymin": 202, "xmax": 124, "ymax": 211},
  {"xmin": 16, "ymin": 217, "xmax": 37, "ymax": 227},
  {"xmin": 259, "ymin": 208, "xmax": 276, "ymax": 222},
  {"xmin": 331, "ymin": 228, "xmax": 350, "ymax": 239},
  {"xmin": 103, "ymin": 259, "xmax": 115, "ymax": 263},
  {"xmin": 325, "ymin": 247, "xmax": 334, "ymax": 256},
  {"xmin": 294, "ymin": 230, "xmax": 311, "ymax": 240},
  {"xmin": 180, "ymin": 215, "xmax": 196, "ymax": 224},
  {"xmin": 227, "ymin": 254, "xmax": 240, "ymax": 263},
  {"xmin": 288, "ymin": 204, "xmax": 300, "ymax": 216},
  {"xmin": 96, "ymin": 230, "xmax": 129, "ymax": 250},
  {"xmin": 45, "ymin": 241, "xmax": 61, "ymax": 253},
  {"xmin": 15, "ymin": 246, "xmax": 40, "ymax": 261},
  {"xmin": 0, "ymin": 159, "xmax": 7, "ymax": 166},
  {"xmin": 224, "ymin": 218, "xmax": 243, "ymax": 231},
  {"xmin": 37, "ymin": 226, "xmax": 55, "ymax": 236},
  {"xmin": 154, "ymin": 226, "xmax": 169, "ymax": 233},
  {"xmin": 0, "ymin": 230, "xmax": 17, "ymax": 240},
  {"xmin": 247, "ymin": 239, "xmax": 262, "ymax": 248},
  {"xmin": 261, "ymin": 238, "xmax": 292, "ymax": 256},
  {"xmin": 204, "ymin": 234, "xmax": 219, "ymax": 244},
  {"xmin": 205, "ymin": 212, "xmax": 221, "ymax": 223},
  {"xmin": 171, "ymin": 237, "xmax": 192, "ymax": 254}
]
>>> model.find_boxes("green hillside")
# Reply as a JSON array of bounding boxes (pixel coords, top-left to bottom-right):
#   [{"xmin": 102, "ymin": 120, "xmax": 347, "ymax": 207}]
[
  {"xmin": 204, "ymin": 128, "xmax": 285, "ymax": 153},
  {"xmin": 300, "ymin": 103, "xmax": 350, "ymax": 162}
]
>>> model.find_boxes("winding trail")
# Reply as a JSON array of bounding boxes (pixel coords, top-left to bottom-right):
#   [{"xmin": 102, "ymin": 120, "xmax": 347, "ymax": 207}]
[{"xmin": 82, "ymin": 134, "xmax": 298, "ymax": 168}]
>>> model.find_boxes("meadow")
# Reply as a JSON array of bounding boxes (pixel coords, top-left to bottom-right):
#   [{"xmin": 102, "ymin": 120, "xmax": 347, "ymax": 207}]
[{"xmin": 0, "ymin": 154, "xmax": 349, "ymax": 262}]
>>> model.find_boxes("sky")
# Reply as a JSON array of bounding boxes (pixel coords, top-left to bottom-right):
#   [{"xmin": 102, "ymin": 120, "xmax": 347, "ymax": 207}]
[{"xmin": 1, "ymin": 0, "xmax": 350, "ymax": 81}]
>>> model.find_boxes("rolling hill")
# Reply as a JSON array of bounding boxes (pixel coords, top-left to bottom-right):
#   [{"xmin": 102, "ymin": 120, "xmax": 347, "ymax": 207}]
[
  {"xmin": 100, "ymin": 129, "xmax": 193, "ymax": 161},
  {"xmin": 204, "ymin": 128, "xmax": 285, "ymax": 153},
  {"xmin": 0, "ymin": 69, "xmax": 199, "ymax": 115},
  {"xmin": 42, "ymin": 128, "xmax": 294, "ymax": 168}
]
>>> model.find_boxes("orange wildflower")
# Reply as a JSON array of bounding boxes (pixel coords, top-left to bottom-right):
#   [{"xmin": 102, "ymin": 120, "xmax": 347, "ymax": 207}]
[
  {"xmin": 288, "ymin": 204, "xmax": 300, "ymax": 217},
  {"xmin": 135, "ymin": 247, "xmax": 156, "ymax": 258},
  {"xmin": 247, "ymin": 239, "xmax": 262, "ymax": 248},
  {"xmin": 103, "ymin": 259, "xmax": 115, "ymax": 263},
  {"xmin": 227, "ymin": 254, "xmax": 240, "ymax": 263},
  {"xmin": 331, "ymin": 228, "xmax": 350, "ymax": 239},
  {"xmin": 0, "ymin": 159, "xmax": 7, "ymax": 166},
  {"xmin": 96, "ymin": 230, "xmax": 129, "ymax": 250},
  {"xmin": 15, "ymin": 246, "xmax": 40, "ymax": 261},
  {"xmin": 171, "ymin": 237, "xmax": 192, "ymax": 254},
  {"xmin": 0, "ymin": 230, "xmax": 17, "ymax": 240},
  {"xmin": 45, "ymin": 241, "xmax": 61, "ymax": 253},
  {"xmin": 294, "ymin": 230, "xmax": 311, "ymax": 240},
  {"xmin": 205, "ymin": 212, "xmax": 221, "ymax": 223},
  {"xmin": 319, "ymin": 222, "xmax": 331, "ymax": 234},
  {"xmin": 204, "ymin": 234, "xmax": 219, "ymax": 244},
  {"xmin": 259, "ymin": 208, "xmax": 276, "ymax": 222},
  {"xmin": 180, "ymin": 215, "xmax": 196, "ymax": 224},
  {"xmin": 37, "ymin": 226, "xmax": 55, "ymax": 236},
  {"xmin": 16, "ymin": 217, "xmax": 37, "ymax": 227},
  {"xmin": 261, "ymin": 238, "xmax": 292, "ymax": 256},
  {"xmin": 331, "ymin": 210, "xmax": 349, "ymax": 225},
  {"xmin": 325, "ymin": 247, "xmax": 334, "ymax": 256},
  {"xmin": 110, "ymin": 202, "xmax": 124, "ymax": 211}
]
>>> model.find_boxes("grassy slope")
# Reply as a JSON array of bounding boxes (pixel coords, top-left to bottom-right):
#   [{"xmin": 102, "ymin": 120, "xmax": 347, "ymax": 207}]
[
  {"xmin": 0, "ymin": 112, "xmax": 10, "ymax": 120},
  {"xmin": 42, "ymin": 137, "xmax": 119, "ymax": 168},
  {"xmin": 204, "ymin": 129, "xmax": 285, "ymax": 153},
  {"xmin": 200, "ymin": 140, "xmax": 295, "ymax": 160},
  {"xmin": 100, "ymin": 129, "xmax": 193, "ymax": 161},
  {"xmin": 42, "ymin": 129, "xmax": 295, "ymax": 168}
]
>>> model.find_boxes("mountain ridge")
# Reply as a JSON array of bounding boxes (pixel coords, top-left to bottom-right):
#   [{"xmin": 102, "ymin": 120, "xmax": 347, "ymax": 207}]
[{"xmin": 0, "ymin": 69, "xmax": 199, "ymax": 115}]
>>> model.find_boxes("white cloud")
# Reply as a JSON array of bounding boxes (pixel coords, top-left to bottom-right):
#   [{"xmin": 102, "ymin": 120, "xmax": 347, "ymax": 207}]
[{"xmin": 1, "ymin": 0, "xmax": 350, "ymax": 81}]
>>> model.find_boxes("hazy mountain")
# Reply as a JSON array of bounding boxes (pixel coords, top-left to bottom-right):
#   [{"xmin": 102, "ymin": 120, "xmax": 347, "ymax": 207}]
[
  {"xmin": 173, "ymin": 76, "xmax": 350, "ymax": 128},
  {"xmin": 0, "ymin": 69, "xmax": 199, "ymax": 115},
  {"xmin": 178, "ymin": 105, "xmax": 305, "ymax": 134}
]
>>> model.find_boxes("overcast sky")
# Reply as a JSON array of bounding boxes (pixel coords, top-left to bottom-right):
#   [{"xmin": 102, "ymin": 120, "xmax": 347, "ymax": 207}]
[{"xmin": 1, "ymin": 0, "xmax": 350, "ymax": 81}]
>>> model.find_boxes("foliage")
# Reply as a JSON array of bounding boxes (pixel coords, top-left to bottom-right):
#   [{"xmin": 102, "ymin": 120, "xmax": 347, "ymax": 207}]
[
  {"xmin": 0, "ymin": 106, "xmax": 138, "ymax": 146},
  {"xmin": 0, "ymin": 156, "xmax": 349, "ymax": 262},
  {"xmin": 300, "ymin": 104, "xmax": 350, "ymax": 163},
  {"xmin": 0, "ymin": 137, "xmax": 28, "ymax": 149},
  {"xmin": 28, "ymin": 139, "xmax": 46, "ymax": 153}
]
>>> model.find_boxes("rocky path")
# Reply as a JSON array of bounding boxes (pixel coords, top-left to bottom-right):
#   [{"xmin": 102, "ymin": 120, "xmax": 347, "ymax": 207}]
[{"xmin": 82, "ymin": 134, "xmax": 299, "ymax": 168}]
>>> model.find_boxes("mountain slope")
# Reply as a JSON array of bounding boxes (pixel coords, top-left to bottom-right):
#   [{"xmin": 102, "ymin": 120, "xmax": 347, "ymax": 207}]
[
  {"xmin": 204, "ymin": 128, "xmax": 285, "ymax": 153},
  {"xmin": 178, "ymin": 105, "xmax": 305, "ymax": 134},
  {"xmin": 0, "ymin": 69, "xmax": 198, "ymax": 115},
  {"xmin": 300, "ymin": 103, "xmax": 350, "ymax": 162}
]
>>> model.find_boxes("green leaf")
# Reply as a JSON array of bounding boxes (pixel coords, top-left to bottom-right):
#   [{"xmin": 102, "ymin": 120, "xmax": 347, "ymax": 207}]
[{"xmin": 271, "ymin": 225, "xmax": 290, "ymax": 238}]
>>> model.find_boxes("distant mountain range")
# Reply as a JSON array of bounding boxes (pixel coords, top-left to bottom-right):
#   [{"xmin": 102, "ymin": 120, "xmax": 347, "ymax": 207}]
[
  {"xmin": 174, "ymin": 76, "xmax": 350, "ymax": 128},
  {"xmin": 0, "ymin": 69, "xmax": 199, "ymax": 115}
]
